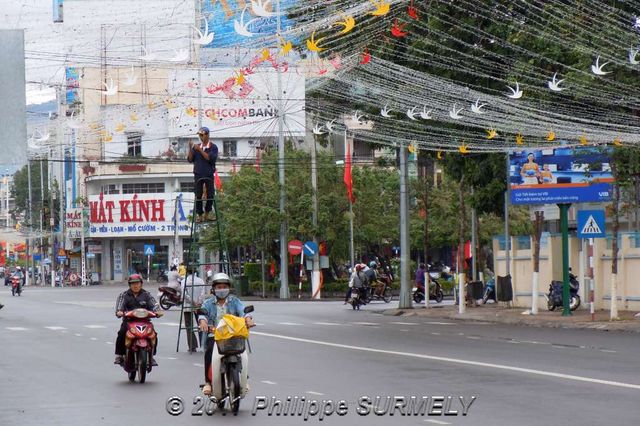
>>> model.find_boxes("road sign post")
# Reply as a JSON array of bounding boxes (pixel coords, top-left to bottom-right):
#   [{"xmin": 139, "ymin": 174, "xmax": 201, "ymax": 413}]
[
  {"xmin": 577, "ymin": 211, "xmax": 606, "ymax": 321},
  {"xmin": 559, "ymin": 203, "xmax": 571, "ymax": 316},
  {"xmin": 143, "ymin": 245, "xmax": 155, "ymax": 284}
]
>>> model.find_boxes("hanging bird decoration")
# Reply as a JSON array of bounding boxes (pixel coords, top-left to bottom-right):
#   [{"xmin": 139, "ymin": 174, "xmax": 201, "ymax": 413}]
[
  {"xmin": 629, "ymin": 49, "xmax": 639, "ymax": 65},
  {"xmin": 420, "ymin": 107, "xmax": 433, "ymax": 120},
  {"xmin": 437, "ymin": 150, "xmax": 443, "ymax": 160},
  {"xmin": 547, "ymin": 73, "xmax": 565, "ymax": 92},
  {"xmin": 486, "ymin": 129, "xmax": 498, "ymax": 140},
  {"xmin": 306, "ymin": 31, "xmax": 326, "ymax": 52},
  {"xmin": 579, "ymin": 135, "xmax": 588, "ymax": 145},
  {"xmin": 391, "ymin": 19, "xmax": 408, "ymax": 38},
  {"xmin": 380, "ymin": 103, "xmax": 393, "ymax": 118},
  {"xmin": 369, "ymin": 0, "xmax": 391, "ymax": 17},
  {"xmin": 234, "ymin": 7, "xmax": 259, "ymax": 37},
  {"xmin": 360, "ymin": 48, "xmax": 371, "ymax": 65},
  {"xmin": 459, "ymin": 143, "xmax": 470, "ymax": 154},
  {"xmin": 406, "ymin": 106, "xmax": 419, "ymax": 120},
  {"xmin": 408, "ymin": 0, "xmax": 419, "ymax": 20},
  {"xmin": 449, "ymin": 104, "xmax": 463, "ymax": 120},
  {"xmin": 546, "ymin": 131, "xmax": 556, "ymax": 142},
  {"xmin": 516, "ymin": 133, "xmax": 524, "ymax": 145},
  {"xmin": 115, "ymin": 123, "xmax": 126, "ymax": 133},
  {"xmin": 591, "ymin": 56, "xmax": 611, "ymax": 75},
  {"xmin": 506, "ymin": 82, "xmax": 523, "ymax": 99},
  {"xmin": 333, "ymin": 14, "xmax": 356, "ymax": 35},
  {"xmin": 613, "ymin": 138, "xmax": 623, "ymax": 146},
  {"xmin": 471, "ymin": 99, "xmax": 487, "ymax": 114},
  {"xmin": 279, "ymin": 37, "xmax": 293, "ymax": 56}
]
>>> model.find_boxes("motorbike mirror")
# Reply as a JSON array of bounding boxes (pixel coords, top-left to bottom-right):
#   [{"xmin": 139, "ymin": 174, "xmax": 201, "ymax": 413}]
[{"xmin": 244, "ymin": 305, "xmax": 254, "ymax": 314}]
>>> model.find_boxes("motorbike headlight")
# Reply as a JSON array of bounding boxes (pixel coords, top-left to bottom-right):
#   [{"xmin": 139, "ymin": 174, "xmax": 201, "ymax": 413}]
[{"xmin": 133, "ymin": 309, "xmax": 149, "ymax": 319}]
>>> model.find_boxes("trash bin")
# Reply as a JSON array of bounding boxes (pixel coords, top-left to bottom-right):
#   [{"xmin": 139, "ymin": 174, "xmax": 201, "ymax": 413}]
[{"xmin": 234, "ymin": 275, "xmax": 249, "ymax": 296}]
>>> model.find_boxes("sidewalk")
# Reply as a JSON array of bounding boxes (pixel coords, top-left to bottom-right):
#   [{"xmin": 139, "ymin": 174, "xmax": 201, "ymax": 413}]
[{"xmin": 381, "ymin": 302, "xmax": 640, "ymax": 333}]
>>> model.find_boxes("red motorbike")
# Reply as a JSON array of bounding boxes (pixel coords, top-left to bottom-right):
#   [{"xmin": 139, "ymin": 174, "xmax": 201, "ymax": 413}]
[
  {"xmin": 11, "ymin": 275, "xmax": 22, "ymax": 296},
  {"xmin": 122, "ymin": 309, "xmax": 158, "ymax": 383}
]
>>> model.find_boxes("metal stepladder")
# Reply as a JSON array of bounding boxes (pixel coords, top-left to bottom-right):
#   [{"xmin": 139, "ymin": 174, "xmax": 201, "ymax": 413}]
[{"xmin": 176, "ymin": 180, "xmax": 230, "ymax": 353}]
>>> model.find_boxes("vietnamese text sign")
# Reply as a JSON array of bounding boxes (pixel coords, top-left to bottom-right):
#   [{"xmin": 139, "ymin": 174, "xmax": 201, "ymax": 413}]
[
  {"xmin": 509, "ymin": 147, "xmax": 613, "ymax": 205},
  {"xmin": 88, "ymin": 192, "xmax": 194, "ymax": 238},
  {"xmin": 167, "ymin": 69, "xmax": 305, "ymax": 138},
  {"xmin": 66, "ymin": 208, "xmax": 83, "ymax": 239}
]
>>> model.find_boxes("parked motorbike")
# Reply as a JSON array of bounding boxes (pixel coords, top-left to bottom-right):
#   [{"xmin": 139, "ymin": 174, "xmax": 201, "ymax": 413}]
[
  {"xmin": 11, "ymin": 275, "xmax": 22, "ymax": 296},
  {"xmin": 546, "ymin": 273, "xmax": 581, "ymax": 312},
  {"xmin": 157, "ymin": 286, "xmax": 181, "ymax": 310},
  {"xmin": 157, "ymin": 269, "xmax": 168, "ymax": 283},
  {"xmin": 121, "ymin": 308, "xmax": 159, "ymax": 383},
  {"xmin": 481, "ymin": 277, "xmax": 496, "ymax": 304},
  {"xmin": 209, "ymin": 306, "xmax": 255, "ymax": 414}
]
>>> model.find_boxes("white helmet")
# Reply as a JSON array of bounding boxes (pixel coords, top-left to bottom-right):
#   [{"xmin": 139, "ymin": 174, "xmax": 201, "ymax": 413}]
[
  {"xmin": 212, "ymin": 272, "xmax": 231, "ymax": 285},
  {"xmin": 207, "ymin": 270, "xmax": 213, "ymax": 278}
]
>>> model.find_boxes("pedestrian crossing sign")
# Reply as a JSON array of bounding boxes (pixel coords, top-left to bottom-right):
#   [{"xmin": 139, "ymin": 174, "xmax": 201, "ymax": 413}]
[
  {"xmin": 143, "ymin": 244, "xmax": 155, "ymax": 256},
  {"xmin": 577, "ymin": 210, "xmax": 606, "ymax": 239}
]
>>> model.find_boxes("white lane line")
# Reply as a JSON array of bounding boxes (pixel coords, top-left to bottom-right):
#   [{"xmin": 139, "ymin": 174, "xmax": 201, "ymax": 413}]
[
  {"xmin": 193, "ymin": 363, "xmax": 204, "ymax": 367},
  {"xmin": 261, "ymin": 380, "xmax": 277, "ymax": 385},
  {"xmin": 466, "ymin": 336, "xmax": 481, "ymax": 340},
  {"xmin": 520, "ymin": 340, "xmax": 551, "ymax": 345},
  {"xmin": 431, "ymin": 332, "xmax": 441, "ymax": 336},
  {"xmin": 84, "ymin": 325, "xmax": 106, "ymax": 329},
  {"xmin": 254, "ymin": 323, "xmax": 266, "ymax": 326},
  {"xmin": 105, "ymin": 342, "xmax": 113, "ymax": 345},
  {"xmin": 306, "ymin": 391, "xmax": 325, "ymax": 396},
  {"xmin": 400, "ymin": 329, "xmax": 409, "ymax": 332},
  {"xmin": 277, "ymin": 322, "xmax": 304, "ymax": 326},
  {"xmin": 74, "ymin": 333, "xmax": 83, "ymax": 337},
  {"xmin": 45, "ymin": 326, "xmax": 67, "ymax": 331},
  {"xmin": 352, "ymin": 322, "xmax": 380, "ymax": 326},
  {"xmin": 90, "ymin": 337, "xmax": 98, "ymax": 341},
  {"xmin": 251, "ymin": 331, "xmax": 640, "ymax": 391},
  {"xmin": 158, "ymin": 322, "xmax": 181, "ymax": 326},
  {"xmin": 313, "ymin": 322, "xmax": 342, "ymax": 326},
  {"xmin": 600, "ymin": 349, "xmax": 617, "ymax": 353},
  {"xmin": 424, "ymin": 322, "xmax": 455, "ymax": 325},
  {"xmin": 390, "ymin": 322, "xmax": 419, "ymax": 325},
  {"xmin": 425, "ymin": 420, "xmax": 451, "ymax": 425},
  {"xmin": 5, "ymin": 327, "xmax": 29, "ymax": 331}
]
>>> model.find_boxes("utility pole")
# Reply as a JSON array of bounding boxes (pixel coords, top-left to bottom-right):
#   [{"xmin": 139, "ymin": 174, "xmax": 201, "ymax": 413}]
[
  {"xmin": 311, "ymin": 134, "xmax": 320, "ymax": 299},
  {"xmin": 276, "ymin": 0, "xmax": 289, "ymax": 299},
  {"xmin": 26, "ymin": 159, "xmax": 32, "ymax": 286},
  {"xmin": 399, "ymin": 145, "xmax": 412, "ymax": 309},
  {"xmin": 49, "ymin": 147, "xmax": 55, "ymax": 287},
  {"xmin": 345, "ymin": 128, "xmax": 354, "ymax": 267},
  {"xmin": 471, "ymin": 186, "xmax": 477, "ymax": 282},
  {"xmin": 80, "ymin": 205, "xmax": 86, "ymax": 286},
  {"xmin": 40, "ymin": 159, "xmax": 44, "ymax": 284}
]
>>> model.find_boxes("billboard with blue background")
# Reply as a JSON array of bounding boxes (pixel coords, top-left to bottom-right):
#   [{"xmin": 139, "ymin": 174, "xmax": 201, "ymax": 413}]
[
  {"xmin": 509, "ymin": 146, "xmax": 613, "ymax": 205},
  {"xmin": 200, "ymin": 0, "xmax": 298, "ymax": 49}
]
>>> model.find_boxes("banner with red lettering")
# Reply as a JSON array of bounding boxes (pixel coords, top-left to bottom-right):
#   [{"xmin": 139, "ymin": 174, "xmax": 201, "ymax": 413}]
[
  {"xmin": 88, "ymin": 192, "xmax": 195, "ymax": 238},
  {"xmin": 167, "ymin": 69, "xmax": 306, "ymax": 138}
]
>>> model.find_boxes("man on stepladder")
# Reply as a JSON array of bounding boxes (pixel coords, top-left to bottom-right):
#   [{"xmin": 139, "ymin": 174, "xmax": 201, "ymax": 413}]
[{"xmin": 188, "ymin": 127, "xmax": 218, "ymax": 223}]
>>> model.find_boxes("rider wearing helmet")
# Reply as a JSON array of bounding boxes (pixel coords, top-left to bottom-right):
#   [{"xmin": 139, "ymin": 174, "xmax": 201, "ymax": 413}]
[
  {"xmin": 114, "ymin": 274, "xmax": 163, "ymax": 365},
  {"xmin": 198, "ymin": 272, "xmax": 254, "ymax": 398}
]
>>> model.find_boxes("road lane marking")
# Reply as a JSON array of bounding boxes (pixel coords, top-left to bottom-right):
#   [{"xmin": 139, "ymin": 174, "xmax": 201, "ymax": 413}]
[
  {"xmin": 84, "ymin": 325, "xmax": 106, "ymax": 329},
  {"xmin": 74, "ymin": 333, "xmax": 82, "ymax": 337},
  {"xmin": 90, "ymin": 337, "xmax": 98, "ymax": 341},
  {"xmin": 424, "ymin": 322, "xmax": 455, "ymax": 325},
  {"xmin": 105, "ymin": 342, "xmax": 113, "ymax": 345},
  {"xmin": 261, "ymin": 380, "xmax": 277, "ymax": 385},
  {"xmin": 400, "ymin": 329, "xmax": 409, "ymax": 332},
  {"xmin": 352, "ymin": 322, "xmax": 379, "ymax": 326},
  {"xmin": 466, "ymin": 336, "xmax": 481, "ymax": 340},
  {"xmin": 600, "ymin": 349, "xmax": 617, "ymax": 353},
  {"xmin": 251, "ymin": 331, "xmax": 640, "ymax": 390},
  {"xmin": 277, "ymin": 322, "xmax": 304, "ymax": 326},
  {"xmin": 390, "ymin": 322, "xmax": 419, "ymax": 325},
  {"xmin": 193, "ymin": 363, "xmax": 204, "ymax": 367},
  {"xmin": 158, "ymin": 322, "xmax": 180, "ymax": 326},
  {"xmin": 313, "ymin": 322, "xmax": 342, "ymax": 326},
  {"xmin": 431, "ymin": 332, "xmax": 441, "ymax": 336},
  {"xmin": 5, "ymin": 327, "xmax": 28, "ymax": 331},
  {"xmin": 45, "ymin": 326, "xmax": 67, "ymax": 331},
  {"xmin": 306, "ymin": 391, "xmax": 324, "ymax": 396},
  {"xmin": 425, "ymin": 420, "xmax": 451, "ymax": 425}
]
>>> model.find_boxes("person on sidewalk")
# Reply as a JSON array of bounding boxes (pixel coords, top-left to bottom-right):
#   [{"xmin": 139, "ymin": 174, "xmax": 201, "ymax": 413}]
[{"xmin": 187, "ymin": 127, "xmax": 218, "ymax": 223}]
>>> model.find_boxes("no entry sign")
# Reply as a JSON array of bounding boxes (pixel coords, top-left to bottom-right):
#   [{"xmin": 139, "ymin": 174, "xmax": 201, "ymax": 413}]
[{"xmin": 288, "ymin": 240, "xmax": 303, "ymax": 255}]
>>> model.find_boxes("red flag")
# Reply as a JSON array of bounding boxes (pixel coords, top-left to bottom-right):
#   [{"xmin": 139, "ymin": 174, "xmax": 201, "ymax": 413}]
[
  {"xmin": 255, "ymin": 149, "xmax": 261, "ymax": 173},
  {"xmin": 343, "ymin": 143, "xmax": 355, "ymax": 203},
  {"xmin": 214, "ymin": 170, "xmax": 223, "ymax": 192}
]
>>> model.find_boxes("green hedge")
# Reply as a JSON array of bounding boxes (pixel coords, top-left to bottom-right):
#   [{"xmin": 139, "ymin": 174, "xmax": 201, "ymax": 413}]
[{"xmin": 243, "ymin": 263, "xmax": 262, "ymax": 283}]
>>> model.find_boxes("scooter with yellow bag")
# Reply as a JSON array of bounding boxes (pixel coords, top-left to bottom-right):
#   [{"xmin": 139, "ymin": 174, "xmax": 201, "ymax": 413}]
[{"xmin": 208, "ymin": 306, "xmax": 255, "ymax": 414}]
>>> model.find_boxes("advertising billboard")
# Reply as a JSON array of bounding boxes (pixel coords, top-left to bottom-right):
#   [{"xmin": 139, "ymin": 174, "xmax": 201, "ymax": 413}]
[
  {"xmin": 509, "ymin": 147, "xmax": 613, "ymax": 205},
  {"xmin": 200, "ymin": 0, "xmax": 298, "ymax": 48},
  {"xmin": 88, "ymin": 192, "xmax": 194, "ymax": 238},
  {"xmin": 65, "ymin": 67, "xmax": 80, "ymax": 104},
  {"xmin": 167, "ymin": 68, "xmax": 305, "ymax": 138}
]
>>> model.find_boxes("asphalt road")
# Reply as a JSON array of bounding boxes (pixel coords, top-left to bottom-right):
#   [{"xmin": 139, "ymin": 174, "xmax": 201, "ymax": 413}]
[{"xmin": 1, "ymin": 284, "xmax": 639, "ymax": 426}]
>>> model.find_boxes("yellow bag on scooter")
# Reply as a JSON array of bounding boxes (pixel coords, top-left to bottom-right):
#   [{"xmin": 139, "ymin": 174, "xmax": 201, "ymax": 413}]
[{"xmin": 214, "ymin": 314, "xmax": 249, "ymax": 341}]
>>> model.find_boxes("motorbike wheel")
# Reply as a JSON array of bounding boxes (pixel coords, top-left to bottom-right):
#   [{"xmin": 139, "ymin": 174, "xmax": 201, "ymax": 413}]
[
  {"xmin": 547, "ymin": 299, "xmax": 556, "ymax": 311},
  {"xmin": 413, "ymin": 292, "xmax": 422, "ymax": 304},
  {"xmin": 434, "ymin": 289, "xmax": 444, "ymax": 304},
  {"xmin": 383, "ymin": 287, "xmax": 392, "ymax": 303},
  {"xmin": 227, "ymin": 363, "xmax": 241, "ymax": 414},
  {"xmin": 570, "ymin": 295, "xmax": 581, "ymax": 311},
  {"xmin": 138, "ymin": 351, "xmax": 147, "ymax": 383},
  {"xmin": 159, "ymin": 294, "xmax": 173, "ymax": 311}
]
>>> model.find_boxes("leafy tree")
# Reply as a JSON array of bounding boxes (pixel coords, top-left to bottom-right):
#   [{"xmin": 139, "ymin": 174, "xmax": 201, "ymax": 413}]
[{"xmin": 10, "ymin": 161, "xmax": 50, "ymax": 230}]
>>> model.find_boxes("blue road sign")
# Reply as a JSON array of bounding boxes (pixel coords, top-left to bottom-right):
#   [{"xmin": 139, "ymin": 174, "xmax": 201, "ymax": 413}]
[
  {"xmin": 143, "ymin": 244, "xmax": 155, "ymax": 256},
  {"xmin": 86, "ymin": 253, "xmax": 96, "ymax": 259},
  {"xmin": 33, "ymin": 254, "xmax": 42, "ymax": 261},
  {"xmin": 303, "ymin": 241, "xmax": 319, "ymax": 257},
  {"xmin": 577, "ymin": 210, "xmax": 606, "ymax": 239}
]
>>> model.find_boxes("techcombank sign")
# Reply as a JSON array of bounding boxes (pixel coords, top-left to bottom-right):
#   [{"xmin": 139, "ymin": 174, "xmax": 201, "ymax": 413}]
[{"xmin": 88, "ymin": 192, "xmax": 194, "ymax": 238}]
